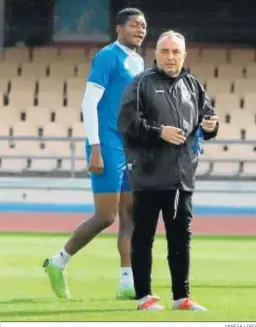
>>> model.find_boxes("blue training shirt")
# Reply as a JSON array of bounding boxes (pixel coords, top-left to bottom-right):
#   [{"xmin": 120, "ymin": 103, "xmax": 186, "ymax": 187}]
[{"xmin": 87, "ymin": 42, "xmax": 145, "ymax": 150}]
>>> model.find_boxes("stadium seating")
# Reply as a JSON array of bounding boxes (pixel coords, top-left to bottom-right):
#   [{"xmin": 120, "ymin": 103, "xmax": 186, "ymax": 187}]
[{"xmin": 0, "ymin": 45, "xmax": 255, "ymax": 177}]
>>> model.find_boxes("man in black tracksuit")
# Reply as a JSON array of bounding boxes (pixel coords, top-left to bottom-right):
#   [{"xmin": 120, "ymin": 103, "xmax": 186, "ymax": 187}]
[{"xmin": 118, "ymin": 30, "xmax": 219, "ymax": 311}]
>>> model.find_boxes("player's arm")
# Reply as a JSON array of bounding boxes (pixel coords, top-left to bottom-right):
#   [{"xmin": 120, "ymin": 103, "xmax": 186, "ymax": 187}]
[
  {"xmin": 82, "ymin": 50, "xmax": 116, "ymax": 173},
  {"xmin": 82, "ymin": 49, "xmax": 115, "ymax": 145},
  {"xmin": 82, "ymin": 83, "xmax": 104, "ymax": 145},
  {"xmin": 118, "ymin": 75, "xmax": 162, "ymax": 143}
]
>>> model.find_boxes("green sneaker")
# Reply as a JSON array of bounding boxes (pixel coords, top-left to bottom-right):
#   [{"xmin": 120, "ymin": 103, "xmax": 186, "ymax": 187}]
[
  {"xmin": 116, "ymin": 287, "xmax": 136, "ymax": 300},
  {"xmin": 43, "ymin": 258, "xmax": 70, "ymax": 299}
]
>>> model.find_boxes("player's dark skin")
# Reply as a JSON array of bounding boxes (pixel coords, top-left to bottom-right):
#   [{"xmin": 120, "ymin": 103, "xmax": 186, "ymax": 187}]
[{"xmin": 64, "ymin": 14, "xmax": 147, "ymax": 268}]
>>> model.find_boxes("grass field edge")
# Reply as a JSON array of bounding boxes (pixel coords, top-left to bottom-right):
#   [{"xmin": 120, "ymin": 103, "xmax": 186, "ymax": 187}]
[{"xmin": 0, "ymin": 231, "xmax": 255, "ymax": 241}]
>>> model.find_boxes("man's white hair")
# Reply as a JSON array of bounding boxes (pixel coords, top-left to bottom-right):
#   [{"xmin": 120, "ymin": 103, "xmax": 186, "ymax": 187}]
[{"xmin": 156, "ymin": 30, "xmax": 186, "ymax": 49}]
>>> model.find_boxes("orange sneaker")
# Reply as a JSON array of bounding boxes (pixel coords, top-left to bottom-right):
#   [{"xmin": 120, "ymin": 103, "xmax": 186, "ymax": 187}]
[
  {"xmin": 137, "ymin": 295, "xmax": 164, "ymax": 311},
  {"xmin": 172, "ymin": 298, "xmax": 207, "ymax": 311}
]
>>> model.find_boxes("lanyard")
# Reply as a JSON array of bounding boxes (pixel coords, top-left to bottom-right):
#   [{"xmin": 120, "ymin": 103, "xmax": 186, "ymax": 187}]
[{"xmin": 191, "ymin": 127, "xmax": 204, "ymax": 155}]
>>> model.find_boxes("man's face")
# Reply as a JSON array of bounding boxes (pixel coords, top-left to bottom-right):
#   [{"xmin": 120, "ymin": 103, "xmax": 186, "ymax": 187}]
[
  {"xmin": 117, "ymin": 15, "xmax": 147, "ymax": 49},
  {"xmin": 155, "ymin": 36, "xmax": 187, "ymax": 77}
]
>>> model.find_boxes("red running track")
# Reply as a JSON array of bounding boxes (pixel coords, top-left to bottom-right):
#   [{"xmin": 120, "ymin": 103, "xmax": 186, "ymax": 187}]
[{"xmin": 0, "ymin": 213, "xmax": 255, "ymax": 235}]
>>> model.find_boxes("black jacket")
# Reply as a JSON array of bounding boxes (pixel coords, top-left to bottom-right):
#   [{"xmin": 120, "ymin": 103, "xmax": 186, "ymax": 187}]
[{"xmin": 118, "ymin": 66, "xmax": 219, "ymax": 192}]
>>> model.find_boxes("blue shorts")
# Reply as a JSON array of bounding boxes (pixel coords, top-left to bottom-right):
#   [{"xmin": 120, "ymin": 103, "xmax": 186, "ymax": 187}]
[{"xmin": 86, "ymin": 146, "xmax": 131, "ymax": 194}]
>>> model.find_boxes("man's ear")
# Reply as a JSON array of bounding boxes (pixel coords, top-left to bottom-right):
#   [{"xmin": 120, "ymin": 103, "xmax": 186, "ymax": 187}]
[{"xmin": 116, "ymin": 25, "xmax": 121, "ymax": 34}]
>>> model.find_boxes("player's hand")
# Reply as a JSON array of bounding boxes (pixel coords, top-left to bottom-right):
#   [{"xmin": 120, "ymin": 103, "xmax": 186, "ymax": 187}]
[
  {"xmin": 160, "ymin": 125, "xmax": 186, "ymax": 145},
  {"xmin": 201, "ymin": 115, "xmax": 219, "ymax": 133},
  {"xmin": 89, "ymin": 145, "xmax": 104, "ymax": 174}
]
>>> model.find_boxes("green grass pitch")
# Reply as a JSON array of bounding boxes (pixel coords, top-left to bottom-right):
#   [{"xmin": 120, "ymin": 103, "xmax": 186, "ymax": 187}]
[{"xmin": 0, "ymin": 233, "xmax": 255, "ymax": 322}]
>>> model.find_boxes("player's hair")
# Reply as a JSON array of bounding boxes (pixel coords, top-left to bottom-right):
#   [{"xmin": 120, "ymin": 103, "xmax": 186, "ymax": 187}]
[{"xmin": 116, "ymin": 8, "xmax": 144, "ymax": 26}]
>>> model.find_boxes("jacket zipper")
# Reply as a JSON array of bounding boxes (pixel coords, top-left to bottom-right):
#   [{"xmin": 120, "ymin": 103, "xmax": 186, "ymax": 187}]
[
  {"xmin": 169, "ymin": 85, "xmax": 183, "ymax": 187},
  {"xmin": 169, "ymin": 85, "xmax": 183, "ymax": 127}
]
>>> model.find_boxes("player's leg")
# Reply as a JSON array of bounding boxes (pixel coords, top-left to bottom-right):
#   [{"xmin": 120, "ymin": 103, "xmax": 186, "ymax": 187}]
[
  {"xmin": 118, "ymin": 190, "xmax": 133, "ymax": 267},
  {"xmin": 43, "ymin": 147, "xmax": 123, "ymax": 299},
  {"xmin": 116, "ymin": 186, "xmax": 134, "ymax": 299},
  {"xmin": 64, "ymin": 192, "xmax": 119, "ymax": 254},
  {"xmin": 43, "ymin": 192, "xmax": 120, "ymax": 299},
  {"xmin": 111, "ymin": 153, "xmax": 135, "ymax": 299}
]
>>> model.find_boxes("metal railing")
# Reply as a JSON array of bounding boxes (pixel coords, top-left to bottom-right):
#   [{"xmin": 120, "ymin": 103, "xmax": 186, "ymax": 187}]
[
  {"xmin": 0, "ymin": 136, "xmax": 255, "ymax": 179},
  {"xmin": 0, "ymin": 135, "xmax": 85, "ymax": 178}
]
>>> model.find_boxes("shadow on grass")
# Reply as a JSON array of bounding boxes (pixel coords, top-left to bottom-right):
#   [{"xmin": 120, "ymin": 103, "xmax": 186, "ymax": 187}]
[
  {"xmin": 156, "ymin": 284, "xmax": 256, "ymax": 289},
  {"xmin": 0, "ymin": 298, "xmax": 84, "ymax": 305},
  {"xmin": 0, "ymin": 308, "xmax": 135, "ymax": 318}
]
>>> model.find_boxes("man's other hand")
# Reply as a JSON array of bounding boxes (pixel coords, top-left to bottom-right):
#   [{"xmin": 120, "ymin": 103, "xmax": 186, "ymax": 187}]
[{"xmin": 201, "ymin": 115, "xmax": 219, "ymax": 133}]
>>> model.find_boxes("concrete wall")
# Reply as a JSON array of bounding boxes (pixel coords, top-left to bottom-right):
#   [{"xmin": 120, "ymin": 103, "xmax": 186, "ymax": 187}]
[
  {"xmin": 0, "ymin": 178, "xmax": 255, "ymax": 214},
  {"xmin": 0, "ymin": 178, "xmax": 255, "ymax": 234}
]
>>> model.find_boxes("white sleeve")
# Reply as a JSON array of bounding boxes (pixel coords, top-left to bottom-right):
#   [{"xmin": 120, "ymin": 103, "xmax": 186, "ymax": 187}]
[{"xmin": 81, "ymin": 82, "xmax": 105, "ymax": 145}]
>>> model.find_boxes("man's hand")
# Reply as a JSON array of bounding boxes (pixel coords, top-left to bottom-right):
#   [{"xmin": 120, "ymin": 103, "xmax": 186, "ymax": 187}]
[
  {"xmin": 201, "ymin": 115, "xmax": 219, "ymax": 133},
  {"xmin": 88, "ymin": 145, "xmax": 104, "ymax": 174},
  {"xmin": 160, "ymin": 126, "xmax": 186, "ymax": 145}
]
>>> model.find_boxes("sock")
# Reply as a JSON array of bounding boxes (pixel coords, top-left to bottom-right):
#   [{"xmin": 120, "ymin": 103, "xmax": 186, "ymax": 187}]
[
  {"xmin": 120, "ymin": 267, "xmax": 134, "ymax": 289},
  {"xmin": 51, "ymin": 248, "xmax": 71, "ymax": 269}
]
